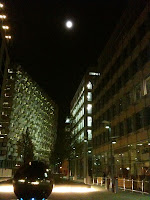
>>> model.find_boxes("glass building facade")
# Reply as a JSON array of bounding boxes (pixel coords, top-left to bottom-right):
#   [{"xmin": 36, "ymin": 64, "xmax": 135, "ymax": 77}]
[
  {"xmin": 70, "ymin": 69, "xmax": 100, "ymax": 183},
  {"xmin": 92, "ymin": 0, "xmax": 150, "ymax": 180},
  {"xmin": 0, "ymin": 66, "xmax": 58, "ymax": 167}
]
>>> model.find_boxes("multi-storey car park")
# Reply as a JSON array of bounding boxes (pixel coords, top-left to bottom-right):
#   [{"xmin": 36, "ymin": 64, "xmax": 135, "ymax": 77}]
[{"xmin": 92, "ymin": 0, "xmax": 150, "ymax": 180}]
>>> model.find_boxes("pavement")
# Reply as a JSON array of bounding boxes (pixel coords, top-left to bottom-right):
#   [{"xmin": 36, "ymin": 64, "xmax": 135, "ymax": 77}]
[{"xmin": 0, "ymin": 177, "xmax": 150, "ymax": 200}]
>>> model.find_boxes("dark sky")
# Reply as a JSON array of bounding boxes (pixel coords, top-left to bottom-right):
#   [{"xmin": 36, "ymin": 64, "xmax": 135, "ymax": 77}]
[{"xmin": 5, "ymin": 0, "xmax": 128, "ymax": 126}]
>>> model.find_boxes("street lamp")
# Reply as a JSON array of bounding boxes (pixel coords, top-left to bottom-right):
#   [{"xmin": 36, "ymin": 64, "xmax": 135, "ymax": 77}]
[
  {"xmin": 2, "ymin": 25, "xmax": 9, "ymax": 30},
  {"xmin": 0, "ymin": 15, "xmax": 6, "ymax": 19},
  {"xmin": 5, "ymin": 35, "xmax": 11, "ymax": 39},
  {"xmin": 102, "ymin": 120, "xmax": 115, "ymax": 193},
  {"xmin": 0, "ymin": 3, "xmax": 3, "ymax": 8}
]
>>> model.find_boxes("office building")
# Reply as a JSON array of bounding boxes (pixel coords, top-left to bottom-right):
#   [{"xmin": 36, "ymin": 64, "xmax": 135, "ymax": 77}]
[
  {"xmin": 70, "ymin": 68, "xmax": 100, "ymax": 183},
  {"xmin": 93, "ymin": 0, "xmax": 150, "ymax": 179},
  {"xmin": 0, "ymin": 66, "xmax": 58, "ymax": 168}
]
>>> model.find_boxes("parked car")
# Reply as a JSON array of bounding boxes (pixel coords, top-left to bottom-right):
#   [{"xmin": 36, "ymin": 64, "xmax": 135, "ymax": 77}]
[{"xmin": 13, "ymin": 161, "xmax": 53, "ymax": 200}]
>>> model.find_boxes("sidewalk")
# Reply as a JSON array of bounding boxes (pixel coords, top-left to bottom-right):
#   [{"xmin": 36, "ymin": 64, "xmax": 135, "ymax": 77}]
[
  {"xmin": 70, "ymin": 178, "xmax": 150, "ymax": 200},
  {"xmin": 90, "ymin": 184, "xmax": 150, "ymax": 200}
]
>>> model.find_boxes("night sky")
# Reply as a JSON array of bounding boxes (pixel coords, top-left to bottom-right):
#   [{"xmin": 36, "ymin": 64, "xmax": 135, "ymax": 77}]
[{"xmin": 5, "ymin": 0, "xmax": 128, "ymax": 127}]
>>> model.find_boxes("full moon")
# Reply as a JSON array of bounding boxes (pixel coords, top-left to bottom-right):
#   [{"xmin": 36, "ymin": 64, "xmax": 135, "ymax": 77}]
[{"xmin": 66, "ymin": 20, "xmax": 73, "ymax": 29}]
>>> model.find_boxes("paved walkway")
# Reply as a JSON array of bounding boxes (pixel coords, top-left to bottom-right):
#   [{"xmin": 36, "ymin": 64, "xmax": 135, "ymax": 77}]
[
  {"xmin": 0, "ymin": 177, "xmax": 149, "ymax": 200},
  {"xmin": 91, "ymin": 185, "xmax": 150, "ymax": 200}
]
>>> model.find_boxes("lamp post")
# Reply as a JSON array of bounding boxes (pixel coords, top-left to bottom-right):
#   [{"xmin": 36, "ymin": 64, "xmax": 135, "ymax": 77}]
[
  {"xmin": 2, "ymin": 25, "xmax": 9, "ymax": 35},
  {"xmin": 102, "ymin": 120, "xmax": 115, "ymax": 193}
]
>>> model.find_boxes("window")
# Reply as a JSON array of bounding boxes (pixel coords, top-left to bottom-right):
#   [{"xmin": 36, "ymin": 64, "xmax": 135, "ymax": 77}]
[
  {"xmin": 130, "ymin": 35, "xmax": 136, "ymax": 52},
  {"xmin": 138, "ymin": 22, "xmax": 146, "ymax": 42},
  {"xmin": 119, "ymin": 98, "xmax": 123, "ymax": 113},
  {"xmin": 123, "ymin": 68, "xmax": 129, "ymax": 85},
  {"xmin": 135, "ymin": 111, "xmax": 143, "ymax": 130},
  {"xmin": 119, "ymin": 122, "xmax": 124, "ymax": 136},
  {"xmin": 87, "ymin": 82, "xmax": 92, "ymax": 89},
  {"xmin": 126, "ymin": 91, "xmax": 132, "ymax": 106},
  {"xmin": 112, "ymin": 104, "xmax": 117, "ymax": 117},
  {"xmin": 111, "ymin": 84, "xmax": 116, "ymax": 96},
  {"xmin": 117, "ymin": 77, "xmax": 122, "ymax": 91},
  {"xmin": 87, "ymin": 116, "xmax": 92, "ymax": 127},
  {"xmin": 143, "ymin": 107, "xmax": 150, "ymax": 126},
  {"xmin": 105, "ymin": 130, "xmax": 109, "ymax": 143},
  {"xmin": 126, "ymin": 117, "xmax": 133, "ymax": 134},
  {"xmin": 8, "ymin": 69, "xmax": 13, "ymax": 74},
  {"xmin": 111, "ymin": 126, "xmax": 116, "ymax": 137},
  {"xmin": 87, "ymin": 104, "xmax": 92, "ymax": 114},
  {"xmin": 140, "ymin": 46, "xmax": 149, "ymax": 67},
  {"xmin": 134, "ymin": 83, "xmax": 142, "ymax": 101},
  {"xmin": 130, "ymin": 59, "xmax": 138, "ymax": 77},
  {"xmin": 87, "ymin": 130, "xmax": 92, "ymax": 140},
  {"xmin": 146, "ymin": 75, "xmax": 150, "ymax": 94},
  {"xmin": 87, "ymin": 92, "xmax": 92, "ymax": 101}
]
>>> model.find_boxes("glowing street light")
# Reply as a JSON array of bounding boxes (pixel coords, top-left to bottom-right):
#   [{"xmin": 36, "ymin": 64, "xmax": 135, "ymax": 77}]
[
  {"xmin": 2, "ymin": 25, "xmax": 9, "ymax": 30},
  {"xmin": 0, "ymin": 3, "xmax": 3, "ymax": 8},
  {"xmin": 0, "ymin": 15, "xmax": 6, "ymax": 19},
  {"xmin": 5, "ymin": 35, "xmax": 11, "ymax": 39}
]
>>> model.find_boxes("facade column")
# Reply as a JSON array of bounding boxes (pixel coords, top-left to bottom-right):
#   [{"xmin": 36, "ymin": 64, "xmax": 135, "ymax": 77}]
[
  {"xmin": 83, "ymin": 139, "xmax": 88, "ymax": 183},
  {"xmin": 73, "ymin": 158, "xmax": 77, "ymax": 180}
]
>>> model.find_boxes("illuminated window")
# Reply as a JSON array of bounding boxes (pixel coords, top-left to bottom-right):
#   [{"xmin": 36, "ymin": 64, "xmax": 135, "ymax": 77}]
[
  {"xmin": 87, "ymin": 82, "xmax": 92, "ymax": 89},
  {"xmin": 65, "ymin": 118, "xmax": 70, "ymax": 123},
  {"xmin": 8, "ymin": 69, "xmax": 13, "ymax": 73},
  {"xmin": 3, "ymin": 102, "xmax": 8, "ymax": 105},
  {"xmin": 87, "ymin": 104, "xmax": 92, "ymax": 114},
  {"xmin": 87, "ymin": 116, "xmax": 92, "ymax": 127},
  {"xmin": 87, "ymin": 92, "xmax": 92, "ymax": 101},
  {"xmin": 87, "ymin": 130, "xmax": 92, "ymax": 140},
  {"xmin": 89, "ymin": 72, "xmax": 100, "ymax": 76},
  {"xmin": 81, "ymin": 132, "xmax": 84, "ymax": 141}
]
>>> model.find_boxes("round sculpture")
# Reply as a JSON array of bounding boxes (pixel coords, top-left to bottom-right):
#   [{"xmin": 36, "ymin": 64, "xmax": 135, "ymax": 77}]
[{"xmin": 13, "ymin": 161, "xmax": 53, "ymax": 200}]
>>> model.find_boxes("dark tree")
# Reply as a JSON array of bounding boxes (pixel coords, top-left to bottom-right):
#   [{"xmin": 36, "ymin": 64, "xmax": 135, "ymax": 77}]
[{"xmin": 17, "ymin": 128, "xmax": 34, "ymax": 164}]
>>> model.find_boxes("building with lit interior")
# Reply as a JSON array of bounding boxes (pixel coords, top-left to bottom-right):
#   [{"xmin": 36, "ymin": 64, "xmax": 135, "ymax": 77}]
[
  {"xmin": 0, "ymin": 66, "xmax": 58, "ymax": 169},
  {"xmin": 70, "ymin": 68, "xmax": 100, "ymax": 183},
  {"xmin": 92, "ymin": 0, "xmax": 150, "ymax": 180},
  {"xmin": 0, "ymin": 31, "xmax": 12, "ymax": 170}
]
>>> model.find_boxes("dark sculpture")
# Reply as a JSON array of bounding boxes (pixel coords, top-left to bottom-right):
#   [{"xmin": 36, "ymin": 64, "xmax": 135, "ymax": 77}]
[{"xmin": 13, "ymin": 161, "xmax": 53, "ymax": 200}]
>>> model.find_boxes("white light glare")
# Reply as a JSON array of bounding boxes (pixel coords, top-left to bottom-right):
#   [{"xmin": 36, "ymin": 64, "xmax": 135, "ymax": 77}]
[
  {"xmin": 66, "ymin": 20, "xmax": 73, "ymax": 28},
  {"xmin": 53, "ymin": 186, "xmax": 97, "ymax": 193},
  {"xmin": 87, "ymin": 104, "xmax": 92, "ymax": 111},
  {"xmin": 0, "ymin": 185, "xmax": 14, "ymax": 193},
  {"xmin": 31, "ymin": 181, "xmax": 39, "ymax": 185},
  {"xmin": 0, "ymin": 3, "xmax": 3, "ymax": 8},
  {"xmin": 0, "ymin": 15, "xmax": 6, "ymax": 19},
  {"xmin": 2, "ymin": 25, "xmax": 9, "ymax": 30},
  {"xmin": 105, "ymin": 125, "xmax": 110, "ymax": 129},
  {"xmin": 5, "ymin": 36, "xmax": 11, "ymax": 39},
  {"xmin": 137, "ymin": 144, "xmax": 142, "ymax": 146},
  {"xmin": 18, "ymin": 179, "xmax": 25, "ymax": 183}
]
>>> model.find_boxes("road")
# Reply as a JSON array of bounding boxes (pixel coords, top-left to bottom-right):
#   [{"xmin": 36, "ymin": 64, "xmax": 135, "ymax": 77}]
[{"xmin": 0, "ymin": 179, "xmax": 150, "ymax": 200}]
